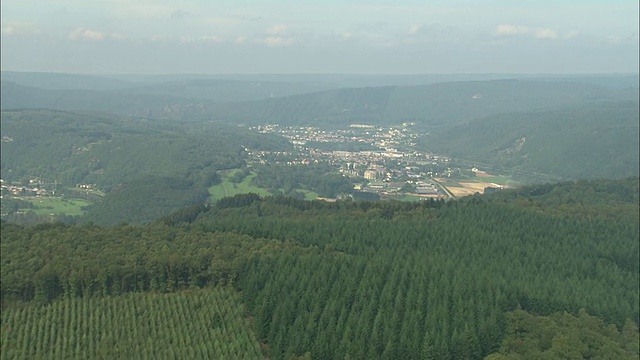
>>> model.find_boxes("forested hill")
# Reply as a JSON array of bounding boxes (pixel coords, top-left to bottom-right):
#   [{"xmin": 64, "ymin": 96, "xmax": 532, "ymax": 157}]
[
  {"xmin": 1, "ymin": 178, "xmax": 638, "ymax": 359},
  {"xmin": 0, "ymin": 81, "xmax": 213, "ymax": 119},
  {"xmin": 1, "ymin": 109, "xmax": 291, "ymax": 224},
  {"xmin": 0, "ymin": 77, "xmax": 334, "ymax": 115},
  {"xmin": 3, "ymin": 77, "xmax": 637, "ymax": 128},
  {"xmin": 420, "ymin": 100, "xmax": 640, "ymax": 180},
  {"xmin": 1, "ymin": 109, "xmax": 289, "ymax": 188},
  {"xmin": 208, "ymin": 80, "xmax": 636, "ymax": 128}
]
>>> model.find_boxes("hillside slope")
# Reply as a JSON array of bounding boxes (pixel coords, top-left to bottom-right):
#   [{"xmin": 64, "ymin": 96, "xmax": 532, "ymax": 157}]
[
  {"xmin": 420, "ymin": 101, "xmax": 639, "ymax": 180},
  {"xmin": 1, "ymin": 109, "xmax": 290, "ymax": 224}
]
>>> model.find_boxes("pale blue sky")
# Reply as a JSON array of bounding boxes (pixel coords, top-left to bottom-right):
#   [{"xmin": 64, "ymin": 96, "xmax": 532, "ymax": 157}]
[{"xmin": 1, "ymin": 0, "xmax": 638, "ymax": 74}]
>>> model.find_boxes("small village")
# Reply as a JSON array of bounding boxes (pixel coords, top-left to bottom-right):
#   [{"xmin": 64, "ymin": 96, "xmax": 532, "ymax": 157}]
[{"xmin": 0, "ymin": 178, "xmax": 52, "ymax": 198}]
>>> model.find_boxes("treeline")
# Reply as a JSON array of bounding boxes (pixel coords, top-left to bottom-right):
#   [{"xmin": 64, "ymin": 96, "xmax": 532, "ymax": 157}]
[
  {"xmin": 1, "ymin": 178, "xmax": 638, "ymax": 359},
  {"xmin": 486, "ymin": 177, "xmax": 639, "ymax": 206},
  {"xmin": 487, "ymin": 308, "xmax": 638, "ymax": 359},
  {"xmin": 0, "ymin": 219, "xmax": 315, "ymax": 307}
]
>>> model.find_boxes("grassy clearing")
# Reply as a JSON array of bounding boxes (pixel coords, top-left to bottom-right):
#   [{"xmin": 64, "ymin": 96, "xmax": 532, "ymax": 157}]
[
  {"xmin": 398, "ymin": 195, "xmax": 421, "ymax": 202},
  {"xmin": 28, "ymin": 197, "xmax": 92, "ymax": 216},
  {"xmin": 475, "ymin": 175, "xmax": 516, "ymax": 186},
  {"xmin": 296, "ymin": 189, "xmax": 318, "ymax": 200},
  {"xmin": 208, "ymin": 170, "xmax": 271, "ymax": 203}
]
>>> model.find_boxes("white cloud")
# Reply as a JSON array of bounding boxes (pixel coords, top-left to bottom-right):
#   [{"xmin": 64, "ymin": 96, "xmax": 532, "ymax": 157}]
[
  {"xmin": 235, "ymin": 36, "xmax": 247, "ymax": 44},
  {"xmin": 408, "ymin": 24, "xmax": 423, "ymax": 35},
  {"xmin": 201, "ymin": 35, "xmax": 223, "ymax": 43},
  {"xmin": 608, "ymin": 36, "xmax": 622, "ymax": 44},
  {"xmin": 495, "ymin": 24, "xmax": 577, "ymax": 40},
  {"xmin": 564, "ymin": 30, "xmax": 579, "ymax": 40},
  {"xmin": 495, "ymin": 24, "xmax": 531, "ymax": 36},
  {"xmin": 534, "ymin": 28, "xmax": 558, "ymax": 39},
  {"xmin": 68, "ymin": 27, "xmax": 105, "ymax": 41},
  {"xmin": 1, "ymin": 22, "xmax": 40, "ymax": 37},
  {"xmin": 264, "ymin": 36, "xmax": 294, "ymax": 47},
  {"xmin": 266, "ymin": 24, "xmax": 288, "ymax": 35},
  {"xmin": 1, "ymin": 25, "xmax": 17, "ymax": 36}
]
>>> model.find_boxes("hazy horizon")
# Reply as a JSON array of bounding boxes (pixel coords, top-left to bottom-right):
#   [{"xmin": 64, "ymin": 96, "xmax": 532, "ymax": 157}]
[{"xmin": 2, "ymin": 0, "xmax": 638, "ymax": 75}]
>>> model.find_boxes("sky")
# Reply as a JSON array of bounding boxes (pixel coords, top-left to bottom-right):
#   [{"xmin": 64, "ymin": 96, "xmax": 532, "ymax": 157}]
[{"xmin": 1, "ymin": 0, "xmax": 638, "ymax": 75}]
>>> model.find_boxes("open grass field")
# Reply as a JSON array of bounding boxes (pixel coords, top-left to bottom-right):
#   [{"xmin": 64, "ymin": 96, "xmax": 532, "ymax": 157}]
[
  {"xmin": 208, "ymin": 170, "xmax": 271, "ymax": 203},
  {"xmin": 398, "ymin": 195, "xmax": 421, "ymax": 202},
  {"xmin": 27, "ymin": 197, "xmax": 92, "ymax": 216},
  {"xmin": 475, "ymin": 174, "xmax": 516, "ymax": 186},
  {"xmin": 297, "ymin": 189, "xmax": 319, "ymax": 200}
]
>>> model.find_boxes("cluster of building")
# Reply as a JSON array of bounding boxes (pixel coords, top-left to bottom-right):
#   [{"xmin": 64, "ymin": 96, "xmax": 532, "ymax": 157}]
[
  {"xmin": 0, "ymin": 178, "xmax": 51, "ymax": 199},
  {"xmin": 251, "ymin": 123, "xmax": 420, "ymax": 151},
  {"xmin": 247, "ymin": 123, "xmax": 455, "ymax": 199}
]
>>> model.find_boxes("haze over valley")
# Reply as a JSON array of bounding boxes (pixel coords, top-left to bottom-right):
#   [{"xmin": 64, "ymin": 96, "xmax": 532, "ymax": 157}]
[{"xmin": 1, "ymin": 1, "xmax": 638, "ymax": 359}]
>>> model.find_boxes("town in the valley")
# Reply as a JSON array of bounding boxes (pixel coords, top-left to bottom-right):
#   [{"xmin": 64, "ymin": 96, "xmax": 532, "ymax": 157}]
[
  {"xmin": 1, "ymin": 122, "xmax": 511, "ymax": 217},
  {"xmin": 247, "ymin": 122, "xmax": 509, "ymax": 200}
]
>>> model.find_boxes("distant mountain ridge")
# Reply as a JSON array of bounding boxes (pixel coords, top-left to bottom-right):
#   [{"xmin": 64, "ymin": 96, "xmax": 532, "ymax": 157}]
[
  {"xmin": 208, "ymin": 79, "xmax": 637, "ymax": 128},
  {"xmin": 3, "ymin": 75, "xmax": 637, "ymax": 127}
]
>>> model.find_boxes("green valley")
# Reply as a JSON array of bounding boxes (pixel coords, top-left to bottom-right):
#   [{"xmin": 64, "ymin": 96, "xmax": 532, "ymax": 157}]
[{"xmin": 0, "ymin": 72, "xmax": 638, "ymax": 359}]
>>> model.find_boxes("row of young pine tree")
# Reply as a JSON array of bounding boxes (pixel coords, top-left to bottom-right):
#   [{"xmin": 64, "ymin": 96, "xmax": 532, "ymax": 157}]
[
  {"xmin": 0, "ymin": 288, "xmax": 264, "ymax": 359},
  {"xmin": 1, "ymin": 177, "xmax": 638, "ymax": 359}
]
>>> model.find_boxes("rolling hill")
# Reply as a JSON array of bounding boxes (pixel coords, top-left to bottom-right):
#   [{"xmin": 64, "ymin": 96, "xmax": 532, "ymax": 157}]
[
  {"xmin": 420, "ymin": 101, "xmax": 640, "ymax": 180},
  {"xmin": 208, "ymin": 79, "xmax": 636, "ymax": 128},
  {"xmin": 4, "ymin": 76, "xmax": 636, "ymax": 128},
  {"xmin": 1, "ymin": 109, "xmax": 291, "ymax": 224}
]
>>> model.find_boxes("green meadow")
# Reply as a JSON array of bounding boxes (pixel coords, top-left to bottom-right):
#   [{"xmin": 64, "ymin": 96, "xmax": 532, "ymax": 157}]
[
  {"xmin": 476, "ymin": 174, "xmax": 516, "ymax": 186},
  {"xmin": 208, "ymin": 170, "xmax": 271, "ymax": 203},
  {"xmin": 28, "ymin": 197, "xmax": 92, "ymax": 216}
]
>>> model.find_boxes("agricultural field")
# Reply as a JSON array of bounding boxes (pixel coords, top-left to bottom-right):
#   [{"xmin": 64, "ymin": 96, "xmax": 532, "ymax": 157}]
[
  {"xmin": 0, "ymin": 287, "xmax": 264, "ymax": 359},
  {"xmin": 435, "ymin": 178, "xmax": 488, "ymax": 197},
  {"xmin": 436, "ymin": 173, "xmax": 516, "ymax": 197},
  {"xmin": 208, "ymin": 170, "xmax": 271, "ymax": 203},
  {"xmin": 26, "ymin": 197, "xmax": 92, "ymax": 216},
  {"xmin": 446, "ymin": 181, "xmax": 488, "ymax": 197}
]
